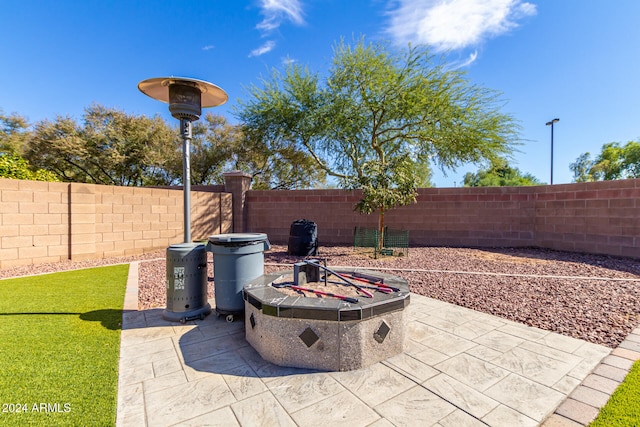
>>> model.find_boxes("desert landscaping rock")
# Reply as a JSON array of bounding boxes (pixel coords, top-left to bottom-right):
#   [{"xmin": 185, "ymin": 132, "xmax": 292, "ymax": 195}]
[{"xmin": 2, "ymin": 245, "xmax": 639, "ymax": 348}]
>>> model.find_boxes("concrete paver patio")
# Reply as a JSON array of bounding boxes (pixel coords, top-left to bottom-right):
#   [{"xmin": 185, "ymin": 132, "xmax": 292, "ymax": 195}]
[{"xmin": 116, "ymin": 262, "xmax": 612, "ymax": 426}]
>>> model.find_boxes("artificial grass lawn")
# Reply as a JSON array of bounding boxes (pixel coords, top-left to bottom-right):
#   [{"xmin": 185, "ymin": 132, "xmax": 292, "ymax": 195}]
[
  {"xmin": 591, "ymin": 360, "xmax": 640, "ymax": 426},
  {"xmin": 0, "ymin": 265, "xmax": 128, "ymax": 426}
]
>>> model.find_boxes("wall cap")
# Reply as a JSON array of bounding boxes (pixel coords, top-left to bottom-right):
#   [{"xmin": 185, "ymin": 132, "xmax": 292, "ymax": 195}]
[{"xmin": 223, "ymin": 170, "xmax": 252, "ymax": 178}]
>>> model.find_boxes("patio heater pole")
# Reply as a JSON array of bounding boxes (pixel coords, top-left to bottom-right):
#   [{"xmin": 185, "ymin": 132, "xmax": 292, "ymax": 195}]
[{"xmin": 180, "ymin": 118, "xmax": 192, "ymax": 242}]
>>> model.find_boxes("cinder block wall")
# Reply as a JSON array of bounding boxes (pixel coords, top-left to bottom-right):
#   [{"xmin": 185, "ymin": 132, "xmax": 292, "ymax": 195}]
[
  {"xmin": 532, "ymin": 180, "xmax": 640, "ymax": 258},
  {"xmin": 1, "ymin": 180, "xmax": 72, "ymax": 268},
  {"xmin": 246, "ymin": 187, "xmax": 537, "ymax": 247},
  {"xmin": 3, "ymin": 177, "xmax": 638, "ymax": 267},
  {"xmin": 0, "ymin": 179, "xmax": 232, "ymax": 269},
  {"xmin": 246, "ymin": 179, "xmax": 640, "ymax": 259}
]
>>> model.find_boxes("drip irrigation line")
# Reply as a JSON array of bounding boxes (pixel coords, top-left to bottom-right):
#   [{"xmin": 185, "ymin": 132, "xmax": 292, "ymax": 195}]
[{"xmin": 264, "ymin": 263, "xmax": 640, "ymax": 282}]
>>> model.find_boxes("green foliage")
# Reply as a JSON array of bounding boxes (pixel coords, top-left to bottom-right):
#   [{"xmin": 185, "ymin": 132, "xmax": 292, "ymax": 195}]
[
  {"xmin": 26, "ymin": 104, "xmax": 178, "ymax": 186},
  {"xmin": 349, "ymin": 155, "xmax": 418, "ymax": 249},
  {"xmin": 590, "ymin": 360, "xmax": 640, "ymax": 426},
  {"xmin": 233, "ymin": 65, "xmax": 327, "ymax": 189},
  {"xmin": 348, "ymin": 155, "xmax": 418, "ymax": 214},
  {"xmin": 571, "ymin": 140, "xmax": 640, "ymax": 182},
  {"xmin": 569, "ymin": 152, "xmax": 595, "ymax": 182},
  {"xmin": 235, "ymin": 124, "xmax": 326, "ymax": 189},
  {"xmin": 0, "ymin": 153, "xmax": 32, "ymax": 180},
  {"xmin": 0, "ymin": 153, "xmax": 60, "ymax": 181},
  {"xmin": 0, "ymin": 110, "xmax": 29, "ymax": 155},
  {"xmin": 188, "ymin": 114, "xmax": 238, "ymax": 185},
  {"xmin": 0, "ymin": 265, "xmax": 128, "ymax": 426},
  {"xmin": 14, "ymin": 102, "xmax": 310, "ymax": 188},
  {"xmin": 5, "ymin": 101, "xmax": 331, "ymax": 188},
  {"xmin": 237, "ymin": 36, "xmax": 519, "ymax": 227},
  {"xmin": 463, "ymin": 159, "xmax": 543, "ymax": 187},
  {"xmin": 0, "ymin": 110, "xmax": 61, "ymax": 181}
]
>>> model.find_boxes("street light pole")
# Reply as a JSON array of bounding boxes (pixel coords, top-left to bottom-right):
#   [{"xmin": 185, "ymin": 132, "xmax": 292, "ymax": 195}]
[{"xmin": 546, "ymin": 118, "xmax": 559, "ymax": 185}]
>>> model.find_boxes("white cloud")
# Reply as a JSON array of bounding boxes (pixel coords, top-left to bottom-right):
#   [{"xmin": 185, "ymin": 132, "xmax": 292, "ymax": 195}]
[
  {"xmin": 250, "ymin": 0, "xmax": 305, "ymax": 57},
  {"xmin": 249, "ymin": 40, "xmax": 277, "ymax": 57},
  {"xmin": 202, "ymin": 45, "xmax": 215, "ymax": 51},
  {"xmin": 386, "ymin": 0, "xmax": 537, "ymax": 51},
  {"xmin": 453, "ymin": 50, "xmax": 478, "ymax": 68},
  {"xmin": 256, "ymin": 0, "xmax": 305, "ymax": 32},
  {"xmin": 281, "ymin": 55, "xmax": 297, "ymax": 65}
]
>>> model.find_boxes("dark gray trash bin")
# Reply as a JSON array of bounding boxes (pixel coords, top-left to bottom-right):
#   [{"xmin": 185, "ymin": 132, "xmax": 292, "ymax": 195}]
[
  {"xmin": 207, "ymin": 233, "xmax": 270, "ymax": 322},
  {"xmin": 163, "ymin": 242, "xmax": 211, "ymax": 323}
]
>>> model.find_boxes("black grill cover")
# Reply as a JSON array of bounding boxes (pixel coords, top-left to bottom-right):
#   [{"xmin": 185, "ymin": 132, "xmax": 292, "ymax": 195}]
[{"xmin": 287, "ymin": 219, "xmax": 318, "ymax": 256}]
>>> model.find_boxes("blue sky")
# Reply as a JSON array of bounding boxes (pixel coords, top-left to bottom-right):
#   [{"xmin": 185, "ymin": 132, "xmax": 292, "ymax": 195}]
[{"xmin": 1, "ymin": 0, "xmax": 639, "ymax": 187}]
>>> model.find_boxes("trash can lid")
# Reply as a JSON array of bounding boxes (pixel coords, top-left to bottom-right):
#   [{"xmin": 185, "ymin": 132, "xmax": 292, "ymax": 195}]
[
  {"xmin": 208, "ymin": 233, "xmax": 268, "ymax": 243},
  {"xmin": 168, "ymin": 242, "xmax": 206, "ymax": 249}
]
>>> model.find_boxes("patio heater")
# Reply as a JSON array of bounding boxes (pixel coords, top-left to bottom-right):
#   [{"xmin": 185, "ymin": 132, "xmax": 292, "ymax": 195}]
[{"xmin": 138, "ymin": 77, "xmax": 228, "ymax": 322}]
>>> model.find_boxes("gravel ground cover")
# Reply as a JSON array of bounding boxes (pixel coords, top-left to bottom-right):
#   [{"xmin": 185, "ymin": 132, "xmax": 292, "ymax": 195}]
[{"xmin": 2, "ymin": 245, "xmax": 639, "ymax": 348}]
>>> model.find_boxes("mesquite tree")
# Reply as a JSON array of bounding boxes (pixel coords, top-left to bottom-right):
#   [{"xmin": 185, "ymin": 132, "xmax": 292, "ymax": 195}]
[{"xmin": 238, "ymin": 37, "xmax": 521, "ymax": 241}]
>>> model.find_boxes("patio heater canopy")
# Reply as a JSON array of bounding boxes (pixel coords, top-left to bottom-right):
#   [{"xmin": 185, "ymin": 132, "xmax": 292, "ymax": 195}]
[{"xmin": 138, "ymin": 76, "xmax": 228, "ymax": 121}]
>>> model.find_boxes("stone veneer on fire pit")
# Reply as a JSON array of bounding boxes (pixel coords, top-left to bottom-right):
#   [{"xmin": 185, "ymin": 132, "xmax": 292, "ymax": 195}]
[{"xmin": 242, "ymin": 267, "xmax": 410, "ymax": 371}]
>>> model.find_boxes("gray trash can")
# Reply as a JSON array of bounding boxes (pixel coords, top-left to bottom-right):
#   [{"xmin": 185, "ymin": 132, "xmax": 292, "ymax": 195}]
[
  {"xmin": 207, "ymin": 233, "xmax": 270, "ymax": 321},
  {"xmin": 163, "ymin": 242, "xmax": 211, "ymax": 323}
]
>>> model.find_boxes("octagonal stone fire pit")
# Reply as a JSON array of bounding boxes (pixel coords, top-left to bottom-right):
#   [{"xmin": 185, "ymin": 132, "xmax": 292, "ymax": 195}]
[{"xmin": 242, "ymin": 262, "xmax": 410, "ymax": 371}]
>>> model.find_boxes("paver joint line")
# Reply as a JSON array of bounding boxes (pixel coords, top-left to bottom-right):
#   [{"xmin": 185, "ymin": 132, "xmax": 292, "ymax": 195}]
[{"xmin": 382, "ymin": 359, "xmax": 492, "ymax": 426}]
